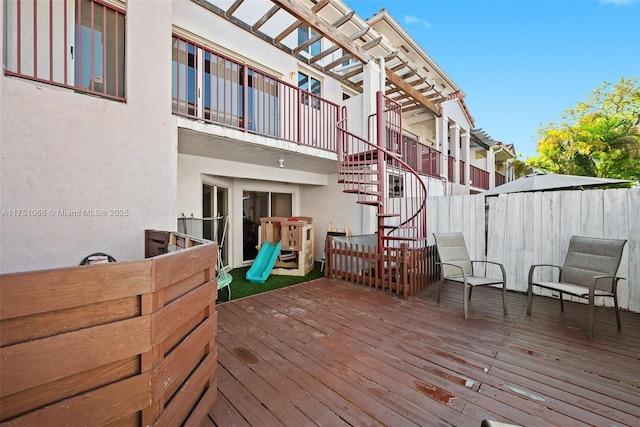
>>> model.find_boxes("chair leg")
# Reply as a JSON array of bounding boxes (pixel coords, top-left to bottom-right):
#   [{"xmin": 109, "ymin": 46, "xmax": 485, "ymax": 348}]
[
  {"xmin": 468, "ymin": 286, "xmax": 473, "ymax": 300},
  {"xmin": 559, "ymin": 292, "xmax": 564, "ymax": 312},
  {"xmin": 614, "ymin": 294, "xmax": 621, "ymax": 330},
  {"xmin": 502, "ymin": 284, "xmax": 508, "ymax": 315},
  {"xmin": 463, "ymin": 281, "xmax": 469, "ymax": 319},
  {"xmin": 527, "ymin": 284, "xmax": 533, "ymax": 315},
  {"xmin": 587, "ymin": 291, "xmax": 595, "ymax": 338}
]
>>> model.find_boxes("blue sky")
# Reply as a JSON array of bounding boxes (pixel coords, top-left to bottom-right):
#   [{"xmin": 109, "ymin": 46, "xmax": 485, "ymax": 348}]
[{"xmin": 347, "ymin": 0, "xmax": 640, "ymax": 159}]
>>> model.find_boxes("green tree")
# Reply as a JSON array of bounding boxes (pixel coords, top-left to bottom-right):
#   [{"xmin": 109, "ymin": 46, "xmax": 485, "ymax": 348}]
[{"xmin": 527, "ymin": 78, "xmax": 640, "ymax": 181}]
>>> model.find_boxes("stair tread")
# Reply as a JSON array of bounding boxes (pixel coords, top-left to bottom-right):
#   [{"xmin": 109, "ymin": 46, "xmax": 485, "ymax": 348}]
[
  {"xmin": 338, "ymin": 179, "xmax": 381, "ymax": 185},
  {"xmin": 344, "ymin": 189, "xmax": 381, "ymax": 196}
]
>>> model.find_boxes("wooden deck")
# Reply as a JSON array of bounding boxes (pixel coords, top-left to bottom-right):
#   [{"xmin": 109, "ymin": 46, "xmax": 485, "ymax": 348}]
[{"xmin": 204, "ymin": 278, "xmax": 640, "ymax": 426}]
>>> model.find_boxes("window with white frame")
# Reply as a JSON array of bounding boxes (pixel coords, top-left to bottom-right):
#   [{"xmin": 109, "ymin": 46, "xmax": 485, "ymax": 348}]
[{"xmin": 4, "ymin": 0, "xmax": 126, "ymax": 100}]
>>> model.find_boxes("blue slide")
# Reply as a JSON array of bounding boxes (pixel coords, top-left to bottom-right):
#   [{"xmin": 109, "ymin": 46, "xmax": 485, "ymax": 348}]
[{"xmin": 245, "ymin": 241, "xmax": 281, "ymax": 283}]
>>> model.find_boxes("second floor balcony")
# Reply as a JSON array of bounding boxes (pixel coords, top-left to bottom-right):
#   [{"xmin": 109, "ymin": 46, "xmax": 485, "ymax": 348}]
[
  {"xmin": 172, "ymin": 35, "xmax": 342, "ymax": 153},
  {"xmin": 170, "ymin": 36, "xmax": 500, "ymax": 189}
]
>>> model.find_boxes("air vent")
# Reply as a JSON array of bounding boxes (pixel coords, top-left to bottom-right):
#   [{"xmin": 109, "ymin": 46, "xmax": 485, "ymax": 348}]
[{"xmin": 400, "ymin": 44, "xmax": 409, "ymax": 52}]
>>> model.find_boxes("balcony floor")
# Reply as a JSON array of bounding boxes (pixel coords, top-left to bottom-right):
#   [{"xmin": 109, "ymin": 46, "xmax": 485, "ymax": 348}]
[{"xmin": 204, "ymin": 278, "xmax": 640, "ymax": 426}]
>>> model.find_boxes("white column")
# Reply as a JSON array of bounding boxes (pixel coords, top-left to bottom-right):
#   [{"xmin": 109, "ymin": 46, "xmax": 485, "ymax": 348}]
[
  {"xmin": 437, "ymin": 116, "xmax": 449, "ymax": 179},
  {"xmin": 461, "ymin": 130, "xmax": 470, "ymax": 189},
  {"xmin": 450, "ymin": 125, "xmax": 460, "ymax": 185}
]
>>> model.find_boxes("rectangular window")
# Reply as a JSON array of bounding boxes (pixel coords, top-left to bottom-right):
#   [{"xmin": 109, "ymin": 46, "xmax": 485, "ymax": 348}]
[
  {"xmin": 297, "ymin": 24, "xmax": 321, "ymax": 56},
  {"xmin": 4, "ymin": 0, "xmax": 126, "ymax": 100},
  {"xmin": 389, "ymin": 174, "xmax": 404, "ymax": 198},
  {"xmin": 298, "ymin": 71, "xmax": 320, "ymax": 108}
]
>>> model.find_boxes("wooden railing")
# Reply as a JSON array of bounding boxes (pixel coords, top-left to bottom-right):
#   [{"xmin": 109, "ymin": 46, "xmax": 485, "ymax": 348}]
[
  {"xmin": 470, "ymin": 165, "xmax": 490, "ymax": 190},
  {"xmin": 0, "ymin": 231, "xmax": 218, "ymax": 426},
  {"xmin": 495, "ymin": 172, "xmax": 507, "ymax": 187},
  {"xmin": 324, "ymin": 236, "xmax": 439, "ymax": 298}
]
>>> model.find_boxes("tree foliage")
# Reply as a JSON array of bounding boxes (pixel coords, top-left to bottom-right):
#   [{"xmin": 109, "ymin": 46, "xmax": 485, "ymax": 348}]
[{"xmin": 527, "ymin": 78, "xmax": 640, "ymax": 181}]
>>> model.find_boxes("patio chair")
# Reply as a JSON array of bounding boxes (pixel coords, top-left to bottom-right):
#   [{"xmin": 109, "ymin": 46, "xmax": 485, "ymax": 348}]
[
  {"xmin": 527, "ymin": 236, "xmax": 627, "ymax": 337},
  {"xmin": 433, "ymin": 233, "xmax": 507, "ymax": 319}
]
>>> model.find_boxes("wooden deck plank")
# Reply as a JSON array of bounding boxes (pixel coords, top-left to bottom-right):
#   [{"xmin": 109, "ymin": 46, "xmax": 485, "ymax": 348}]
[
  {"xmin": 221, "ymin": 298, "xmax": 421, "ymax": 426},
  {"xmin": 208, "ymin": 278, "xmax": 640, "ymax": 427},
  {"xmin": 259, "ymin": 292, "xmax": 480, "ymax": 426},
  {"xmin": 264, "ymin": 284, "xmax": 583, "ymax": 427}
]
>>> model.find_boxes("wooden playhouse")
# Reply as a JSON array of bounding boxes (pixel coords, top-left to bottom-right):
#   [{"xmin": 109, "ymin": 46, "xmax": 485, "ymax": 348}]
[{"xmin": 259, "ymin": 216, "xmax": 315, "ymax": 276}]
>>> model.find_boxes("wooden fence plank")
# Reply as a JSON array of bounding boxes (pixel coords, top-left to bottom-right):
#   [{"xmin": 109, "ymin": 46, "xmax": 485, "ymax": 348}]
[
  {"xmin": 428, "ymin": 188, "xmax": 639, "ymax": 311},
  {"xmin": 1, "ymin": 316, "xmax": 151, "ymax": 397},
  {"xmin": 627, "ymin": 188, "xmax": 640, "ymax": 312},
  {"xmin": 154, "ymin": 280, "xmax": 216, "ymax": 344},
  {"xmin": 0, "ymin": 262, "xmax": 151, "ymax": 320},
  {"xmin": 153, "ymin": 244, "xmax": 217, "ymax": 291},
  {"xmin": 0, "ymin": 356, "xmax": 140, "ymax": 421},
  {"xmin": 153, "ymin": 350, "xmax": 217, "ymax": 426},
  {"xmin": 1, "ymin": 374, "xmax": 151, "ymax": 426},
  {"xmin": 0, "ymin": 296, "xmax": 140, "ymax": 347},
  {"xmin": 154, "ymin": 316, "xmax": 217, "ymax": 404}
]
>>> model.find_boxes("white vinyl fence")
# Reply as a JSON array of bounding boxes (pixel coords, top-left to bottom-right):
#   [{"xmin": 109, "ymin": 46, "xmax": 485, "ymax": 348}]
[{"xmin": 427, "ymin": 188, "xmax": 640, "ymax": 312}]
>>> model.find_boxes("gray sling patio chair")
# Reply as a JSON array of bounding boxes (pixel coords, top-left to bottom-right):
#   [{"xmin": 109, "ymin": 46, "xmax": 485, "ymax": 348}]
[
  {"xmin": 527, "ymin": 235, "xmax": 627, "ymax": 337},
  {"xmin": 434, "ymin": 233, "xmax": 507, "ymax": 319}
]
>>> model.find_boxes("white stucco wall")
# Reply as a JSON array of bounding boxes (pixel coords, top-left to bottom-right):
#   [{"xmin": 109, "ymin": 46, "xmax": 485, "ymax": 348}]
[
  {"xmin": 178, "ymin": 153, "xmax": 337, "ymax": 267},
  {"xmin": 172, "ymin": 0, "xmax": 347, "ymax": 107},
  {"xmin": 0, "ymin": 1, "xmax": 177, "ymax": 273}
]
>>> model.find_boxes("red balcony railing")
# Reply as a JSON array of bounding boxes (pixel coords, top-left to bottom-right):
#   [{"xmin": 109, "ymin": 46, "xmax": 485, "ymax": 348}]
[
  {"xmin": 470, "ymin": 165, "xmax": 490, "ymax": 190},
  {"xmin": 5, "ymin": 0, "xmax": 126, "ymax": 101},
  {"xmin": 394, "ymin": 134, "xmax": 442, "ymax": 179},
  {"xmin": 416, "ymin": 143, "xmax": 442, "ymax": 179},
  {"xmin": 495, "ymin": 172, "xmax": 506, "ymax": 187},
  {"xmin": 172, "ymin": 35, "xmax": 341, "ymax": 152}
]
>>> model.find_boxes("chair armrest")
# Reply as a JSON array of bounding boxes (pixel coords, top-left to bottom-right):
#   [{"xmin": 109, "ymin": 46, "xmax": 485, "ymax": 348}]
[
  {"xmin": 591, "ymin": 275, "xmax": 626, "ymax": 293},
  {"xmin": 528, "ymin": 264, "xmax": 561, "ymax": 288},
  {"xmin": 470, "ymin": 260, "xmax": 506, "ymax": 280},
  {"xmin": 436, "ymin": 261, "xmax": 466, "ymax": 278}
]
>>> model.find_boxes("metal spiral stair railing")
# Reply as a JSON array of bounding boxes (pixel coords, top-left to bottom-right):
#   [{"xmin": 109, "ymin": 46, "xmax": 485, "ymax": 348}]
[{"xmin": 336, "ymin": 92, "xmax": 428, "ymax": 253}]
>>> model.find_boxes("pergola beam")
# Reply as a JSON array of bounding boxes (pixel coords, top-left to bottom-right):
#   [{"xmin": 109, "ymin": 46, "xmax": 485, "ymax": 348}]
[
  {"xmin": 271, "ymin": 0, "xmax": 372, "ymax": 63},
  {"xmin": 385, "ymin": 69, "xmax": 441, "ymax": 116},
  {"xmin": 273, "ymin": 0, "xmax": 330, "ymax": 43},
  {"xmin": 226, "ymin": 0, "xmax": 244, "ymax": 17},
  {"xmin": 252, "ymin": 5, "xmax": 281, "ymax": 32}
]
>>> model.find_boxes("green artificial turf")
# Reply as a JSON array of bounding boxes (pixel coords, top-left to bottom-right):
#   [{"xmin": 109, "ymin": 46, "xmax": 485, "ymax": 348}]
[{"xmin": 216, "ymin": 262, "xmax": 324, "ymax": 303}]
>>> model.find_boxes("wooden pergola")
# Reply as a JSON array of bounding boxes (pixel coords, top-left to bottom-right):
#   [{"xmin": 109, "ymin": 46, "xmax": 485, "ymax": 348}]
[{"xmin": 192, "ymin": 0, "xmax": 455, "ymax": 117}]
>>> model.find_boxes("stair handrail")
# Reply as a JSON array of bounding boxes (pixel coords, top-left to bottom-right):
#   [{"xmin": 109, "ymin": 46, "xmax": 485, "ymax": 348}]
[{"xmin": 336, "ymin": 118, "xmax": 427, "ymax": 241}]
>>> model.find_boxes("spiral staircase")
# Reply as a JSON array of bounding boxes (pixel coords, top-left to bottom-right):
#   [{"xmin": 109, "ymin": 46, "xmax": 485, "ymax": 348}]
[{"xmin": 336, "ymin": 92, "xmax": 428, "ymax": 280}]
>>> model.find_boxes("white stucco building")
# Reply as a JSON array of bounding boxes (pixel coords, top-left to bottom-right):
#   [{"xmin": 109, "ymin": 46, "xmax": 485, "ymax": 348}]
[{"xmin": 1, "ymin": 0, "xmax": 515, "ymax": 274}]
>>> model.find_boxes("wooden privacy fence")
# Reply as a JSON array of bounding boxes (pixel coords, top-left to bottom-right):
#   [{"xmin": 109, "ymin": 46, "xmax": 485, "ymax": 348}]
[
  {"xmin": 0, "ymin": 230, "xmax": 218, "ymax": 426},
  {"xmin": 324, "ymin": 236, "xmax": 439, "ymax": 298},
  {"xmin": 427, "ymin": 188, "xmax": 640, "ymax": 312}
]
